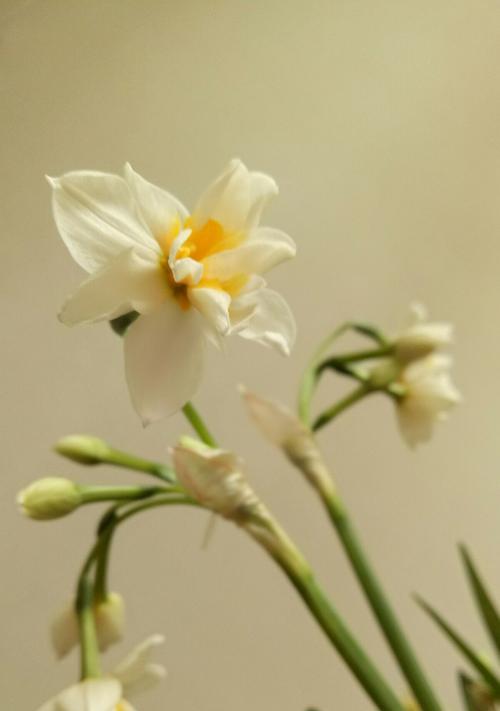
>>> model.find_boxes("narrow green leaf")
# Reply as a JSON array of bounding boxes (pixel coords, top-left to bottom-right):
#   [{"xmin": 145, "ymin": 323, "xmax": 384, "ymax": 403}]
[
  {"xmin": 459, "ymin": 545, "xmax": 500, "ymax": 662},
  {"xmin": 459, "ymin": 672, "xmax": 496, "ymax": 710},
  {"xmin": 416, "ymin": 595, "xmax": 500, "ymax": 697}
]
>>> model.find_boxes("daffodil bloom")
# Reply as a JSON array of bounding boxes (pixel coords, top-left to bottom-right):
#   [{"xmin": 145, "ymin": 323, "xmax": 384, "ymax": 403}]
[
  {"xmin": 395, "ymin": 354, "xmax": 461, "ymax": 447},
  {"xmin": 49, "ymin": 160, "xmax": 296, "ymax": 423},
  {"xmin": 393, "ymin": 303, "xmax": 453, "ymax": 365},
  {"xmin": 51, "ymin": 593, "xmax": 125, "ymax": 658},
  {"xmin": 37, "ymin": 634, "xmax": 165, "ymax": 710}
]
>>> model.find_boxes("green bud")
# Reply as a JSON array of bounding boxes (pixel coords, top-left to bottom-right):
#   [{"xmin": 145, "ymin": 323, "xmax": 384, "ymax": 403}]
[
  {"xmin": 55, "ymin": 435, "xmax": 111, "ymax": 465},
  {"xmin": 17, "ymin": 477, "xmax": 82, "ymax": 520},
  {"xmin": 367, "ymin": 359, "xmax": 401, "ymax": 390}
]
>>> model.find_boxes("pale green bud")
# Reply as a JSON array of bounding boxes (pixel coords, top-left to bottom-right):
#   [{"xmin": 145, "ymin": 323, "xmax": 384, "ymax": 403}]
[
  {"xmin": 17, "ymin": 477, "xmax": 82, "ymax": 520},
  {"xmin": 55, "ymin": 435, "xmax": 111, "ymax": 465}
]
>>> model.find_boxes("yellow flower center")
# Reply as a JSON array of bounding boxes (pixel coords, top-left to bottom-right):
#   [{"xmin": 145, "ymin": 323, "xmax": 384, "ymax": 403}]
[
  {"xmin": 159, "ymin": 217, "xmax": 247, "ymax": 310},
  {"xmin": 115, "ymin": 703, "xmax": 128, "ymax": 711}
]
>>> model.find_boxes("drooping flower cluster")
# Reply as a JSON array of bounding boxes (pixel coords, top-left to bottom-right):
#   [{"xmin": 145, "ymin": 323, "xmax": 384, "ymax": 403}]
[
  {"xmin": 389, "ymin": 305, "xmax": 461, "ymax": 447},
  {"xmin": 50, "ymin": 160, "xmax": 296, "ymax": 424}
]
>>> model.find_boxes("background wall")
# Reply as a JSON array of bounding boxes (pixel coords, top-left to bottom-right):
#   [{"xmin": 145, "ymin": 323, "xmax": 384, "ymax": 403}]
[{"xmin": 2, "ymin": 1, "xmax": 500, "ymax": 708}]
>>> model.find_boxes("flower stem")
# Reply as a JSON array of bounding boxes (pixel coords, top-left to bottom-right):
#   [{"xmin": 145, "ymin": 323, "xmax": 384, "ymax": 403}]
[
  {"xmin": 182, "ymin": 402, "xmax": 218, "ymax": 447},
  {"xmin": 247, "ymin": 516, "xmax": 405, "ymax": 711},
  {"xmin": 76, "ymin": 576, "xmax": 100, "ymax": 679},
  {"xmin": 96, "ymin": 448, "xmax": 176, "ymax": 483},
  {"xmin": 324, "ymin": 491, "xmax": 443, "ymax": 711},
  {"xmin": 312, "ymin": 385, "xmax": 373, "ymax": 431},
  {"xmin": 80, "ymin": 484, "xmax": 166, "ymax": 505},
  {"xmin": 298, "ymin": 323, "xmax": 352, "ymax": 427}
]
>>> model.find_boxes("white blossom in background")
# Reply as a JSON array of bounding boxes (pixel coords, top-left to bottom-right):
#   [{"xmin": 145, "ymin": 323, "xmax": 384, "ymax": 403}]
[
  {"xmin": 49, "ymin": 160, "xmax": 296, "ymax": 424},
  {"xmin": 172, "ymin": 437, "xmax": 260, "ymax": 520},
  {"xmin": 37, "ymin": 634, "xmax": 166, "ymax": 710},
  {"xmin": 51, "ymin": 593, "xmax": 125, "ymax": 658},
  {"xmin": 393, "ymin": 303, "xmax": 453, "ymax": 365},
  {"xmin": 395, "ymin": 354, "xmax": 461, "ymax": 448}
]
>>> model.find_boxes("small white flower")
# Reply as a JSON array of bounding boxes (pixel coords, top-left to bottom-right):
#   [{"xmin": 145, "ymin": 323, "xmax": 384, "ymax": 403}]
[
  {"xmin": 51, "ymin": 593, "xmax": 125, "ymax": 658},
  {"xmin": 393, "ymin": 303, "xmax": 453, "ymax": 365},
  {"xmin": 37, "ymin": 634, "xmax": 166, "ymax": 710},
  {"xmin": 49, "ymin": 160, "xmax": 296, "ymax": 424},
  {"xmin": 172, "ymin": 437, "xmax": 259, "ymax": 519},
  {"xmin": 395, "ymin": 354, "xmax": 461, "ymax": 447}
]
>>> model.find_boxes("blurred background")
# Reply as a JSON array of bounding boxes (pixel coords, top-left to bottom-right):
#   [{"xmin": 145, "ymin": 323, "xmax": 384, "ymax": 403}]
[{"xmin": 1, "ymin": 1, "xmax": 500, "ymax": 708}]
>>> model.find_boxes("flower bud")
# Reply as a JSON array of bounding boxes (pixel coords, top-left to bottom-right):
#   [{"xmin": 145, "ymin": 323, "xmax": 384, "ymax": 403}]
[
  {"xmin": 94, "ymin": 593, "xmax": 125, "ymax": 651},
  {"xmin": 240, "ymin": 388, "xmax": 335, "ymax": 498},
  {"xmin": 17, "ymin": 477, "xmax": 82, "ymax": 520},
  {"xmin": 51, "ymin": 593, "xmax": 125, "ymax": 658},
  {"xmin": 393, "ymin": 303, "xmax": 453, "ymax": 365},
  {"xmin": 55, "ymin": 435, "xmax": 111, "ymax": 465},
  {"xmin": 172, "ymin": 438, "xmax": 260, "ymax": 520}
]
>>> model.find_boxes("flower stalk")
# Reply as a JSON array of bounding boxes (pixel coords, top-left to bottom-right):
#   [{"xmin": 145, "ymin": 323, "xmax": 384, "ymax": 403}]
[
  {"xmin": 243, "ymin": 511, "xmax": 405, "ymax": 711},
  {"xmin": 292, "ymin": 450, "xmax": 443, "ymax": 711}
]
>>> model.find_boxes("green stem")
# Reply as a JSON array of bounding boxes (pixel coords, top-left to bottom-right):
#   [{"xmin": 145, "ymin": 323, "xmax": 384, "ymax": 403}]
[
  {"xmin": 182, "ymin": 402, "xmax": 218, "ymax": 447},
  {"xmin": 80, "ymin": 484, "xmax": 167, "ymax": 505},
  {"xmin": 92, "ymin": 494, "xmax": 198, "ymax": 600},
  {"xmin": 76, "ymin": 576, "xmax": 100, "ymax": 679},
  {"xmin": 319, "ymin": 345, "xmax": 393, "ymax": 369},
  {"xmin": 312, "ymin": 385, "xmax": 372, "ymax": 432},
  {"xmin": 298, "ymin": 323, "xmax": 352, "ymax": 427},
  {"xmin": 98, "ymin": 448, "xmax": 176, "ymax": 483},
  {"xmin": 93, "ymin": 526, "xmax": 114, "ymax": 603},
  {"xmin": 325, "ymin": 493, "xmax": 443, "ymax": 711},
  {"xmin": 249, "ymin": 518, "xmax": 404, "ymax": 711}
]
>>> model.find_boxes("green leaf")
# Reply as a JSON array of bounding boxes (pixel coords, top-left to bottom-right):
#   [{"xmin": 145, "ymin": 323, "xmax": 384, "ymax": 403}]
[
  {"xmin": 460, "ymin": 545, "xmax": 500, "ymax": 662},
  {"xmin": 459, "ymin": 672, "xmax": 496, "ymax": 710},
  {"xmin": 416, "ymin": 595, "xmax": 500, "ymax": 697}
]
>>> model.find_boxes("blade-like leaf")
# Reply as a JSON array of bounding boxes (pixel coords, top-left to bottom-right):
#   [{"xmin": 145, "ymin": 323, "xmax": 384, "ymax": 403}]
[
  {"xmin": 459, "ymin": 672, "xmax": 495, "ymax": 710},
  {"xmin": 416, "ymin": 595, "xmax": 500, "ymax": 697},
  {"xmin": 460, "ymin": 544, "xmax": 500, "ymax": 661}
]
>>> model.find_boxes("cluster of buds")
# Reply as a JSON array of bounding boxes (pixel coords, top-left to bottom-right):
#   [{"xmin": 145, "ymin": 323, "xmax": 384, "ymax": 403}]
[{"xmin": 372, "ymin": 304, "xmax": 461, "ymax": 447}]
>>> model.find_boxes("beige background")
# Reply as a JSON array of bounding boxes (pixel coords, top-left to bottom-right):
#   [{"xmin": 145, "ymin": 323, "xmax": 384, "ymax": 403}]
[{"xmin": 2, "ymin": 1, "xmax": 500, "ymax": 709}]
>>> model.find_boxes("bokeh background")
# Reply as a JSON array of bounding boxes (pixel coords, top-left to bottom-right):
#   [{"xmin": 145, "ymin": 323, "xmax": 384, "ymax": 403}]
[{"xmin": 2, "ymin": 1, "xmax": 500, "ymax": 708}]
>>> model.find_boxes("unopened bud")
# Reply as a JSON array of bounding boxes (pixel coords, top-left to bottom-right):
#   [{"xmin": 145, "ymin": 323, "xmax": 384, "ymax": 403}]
[
  {"xmin": 17, "ymin": 477, "xmax": 82, "ymax": 520},
  {"xmin": 240, "ymin": 388, "xmax": 335, "ymax": 498},
  {"xmin": 173, "ymin": 438, "xmax": 260, "ymax": 520},
  {"xmin": 393, "ymin": 303, "xmax": 453, "ymax": 365},
  {"xmin": 94, "ymin": 593, "xmax": 125, "ymax": 651},
  {"xmin": 51, "ymin": 593, "xmax": 125, "ymax": 658},
  {"xmin": 55, "ymin": 435, "xmax": 111, "ymax": 465}
]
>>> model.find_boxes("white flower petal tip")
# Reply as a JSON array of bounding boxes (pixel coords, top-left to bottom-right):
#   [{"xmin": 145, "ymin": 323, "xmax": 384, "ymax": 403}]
[
  {"xmin": 113, "ymin": 634, "xmax": 167, "ymax": 700},
  {"xmin": 172, "ymin": 440, "xmax": 259, "ymax": 520},
  {"xmin": 395, "ymin": 354, "xmax": 461, "ymax": 448}
]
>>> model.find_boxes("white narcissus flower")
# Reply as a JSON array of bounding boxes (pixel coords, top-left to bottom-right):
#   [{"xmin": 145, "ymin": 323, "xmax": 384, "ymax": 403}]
[
  {"xmin": 51, "ymin": 593, "xmax": 125, "ymax": 658},
  {"xmin": 49, "ymin": 160, "xmax": 296, "ymax": 424},
  {"xmin": 172, "ymin": 437, "xmax": 259, "ymax": 519},
  {"xmin": 37, "ymin": 634, "xmax": 166, "ymax": 710},
  {"xmin": 393, "ymin": 303, "xmax": 453, "ymax": 365},
  {"xmin": 395, "ymin": 354, "xmax": 461, "ymax": 448}
]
